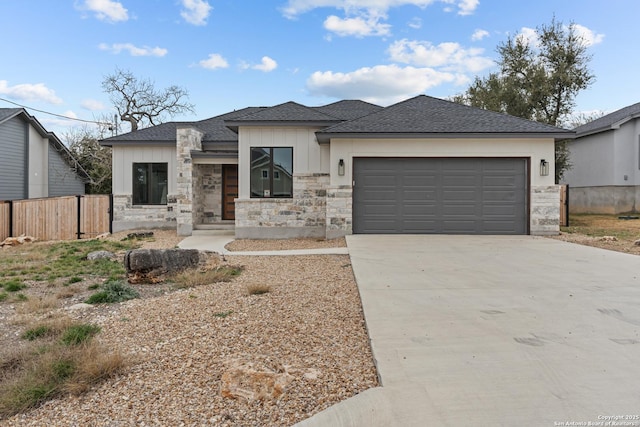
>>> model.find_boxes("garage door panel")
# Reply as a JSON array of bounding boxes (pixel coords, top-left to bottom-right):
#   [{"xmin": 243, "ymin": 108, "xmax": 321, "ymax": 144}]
[{"xmin": 353, "ymin": 157, "xmax": 527, "ymax": 235}]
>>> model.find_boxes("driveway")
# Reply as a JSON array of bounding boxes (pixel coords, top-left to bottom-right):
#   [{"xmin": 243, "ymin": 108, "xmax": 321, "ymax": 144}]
[{"xmin": 298, "ymin": 235, "xmax": 640, "ymax": 426}]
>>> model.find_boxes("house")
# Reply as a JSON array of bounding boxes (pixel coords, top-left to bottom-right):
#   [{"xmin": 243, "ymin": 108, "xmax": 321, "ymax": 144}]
[
  {"xmin": 100, "ymin": 95, "xmax": 572, "ymax": 238},
  {"xmin": 562, "ymin": 102, "xmax": 640, "ymax": 213},
  {"xmin": 0, "ymin": 108, "xmax": 88, "ymax": 200}
]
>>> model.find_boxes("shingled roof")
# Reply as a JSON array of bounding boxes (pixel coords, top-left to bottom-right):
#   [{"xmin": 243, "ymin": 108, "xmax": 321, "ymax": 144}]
[
  {"xmin": 313, "ymin": 100, "xmax": 383, "ymax": 120},
  {"xmin": 573, "ymin": 102, "xmax": 640, "ymax": 137},
  {"xmin": 224, "ymin": 102, "xmax": 341, "ymax": 131},
  {"xmin": 316, "ymin": 95, "xmax": 573, "ymax": 142},
  {"xmin": 101, "ymin": 107, "xmax": 265, "ymax": 145}
]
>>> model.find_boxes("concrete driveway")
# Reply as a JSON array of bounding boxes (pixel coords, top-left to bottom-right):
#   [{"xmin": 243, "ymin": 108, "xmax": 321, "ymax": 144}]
[{"xmin": 298, "ymin": 235, "xmax": 640, "ymax": 426}]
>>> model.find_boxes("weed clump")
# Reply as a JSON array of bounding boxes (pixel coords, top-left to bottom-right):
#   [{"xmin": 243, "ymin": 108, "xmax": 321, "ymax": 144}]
[{"xmin": 85, "ymin": 281, "xmax": 139, "ymax": 304}]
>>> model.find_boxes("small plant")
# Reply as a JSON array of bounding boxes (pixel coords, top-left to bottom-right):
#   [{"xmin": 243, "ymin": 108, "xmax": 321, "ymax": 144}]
[
  {"xmin": 67, "ymin": 277, "xmax": 82, "ymax": 285},
  {"xmin": 2, "ymin": 279, "xmax": 26, "ymax": 293},
  {"xmin": 87, "ymin": 284, "xmax": 100, "ymax": 290},
  {"xmin": 213, "ymin": 310, "xmax": 233, "ymax": 318},
  {"xmin": 0, "ymin": 293, "xmax": 7, "ymax": 302},
  {"xmin": 15, "ymin": 293, "xmax": 28, "ymax": 302},
  {"xmin": 21, "ymin": 326, "xmax": 53, "ymax": 341},
  {"xmin": 60, "ymin": 324, "xmax": 101, "ymax": 346},
  {"xmin": 85, "ymin": 281, "xmax": 139, "ymax": 304},
  {"xmin": 246, "ymin": 283, "xmax": 271, "ymax": 295}
]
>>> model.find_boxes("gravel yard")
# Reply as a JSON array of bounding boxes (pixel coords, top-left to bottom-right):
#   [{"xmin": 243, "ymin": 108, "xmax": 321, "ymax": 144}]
[
  {"xmin": 225, "ymin": 238, "xmax": 346, "ymax": 252},
  {"xmin": 3, "ymin": 232, "xmax": 378, "ymax": 426}
]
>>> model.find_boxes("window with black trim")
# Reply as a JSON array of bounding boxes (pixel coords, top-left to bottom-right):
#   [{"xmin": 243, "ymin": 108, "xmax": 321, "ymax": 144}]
[
  {"xmin": 250, "ymin": 147, "xmax": 293, "ymax": 198},
  {"xmin": 132, "ymin": 163, "xmax": 168, "ymax": 205}
]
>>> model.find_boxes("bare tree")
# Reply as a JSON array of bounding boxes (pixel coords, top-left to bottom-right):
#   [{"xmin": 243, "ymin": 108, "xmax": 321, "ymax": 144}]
[
  {"xmin": 63, "ymin": 126, "xmax": 112, "ymax": 194},
  {"xmin": 102, "ymin": 68, "xmax": 195, "ymax": 132}
]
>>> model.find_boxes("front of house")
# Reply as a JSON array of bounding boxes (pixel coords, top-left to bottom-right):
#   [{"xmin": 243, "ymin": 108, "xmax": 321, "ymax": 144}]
[{"xmin": 101, "ymin": 95, "xmax": 572, "ymax": 238}]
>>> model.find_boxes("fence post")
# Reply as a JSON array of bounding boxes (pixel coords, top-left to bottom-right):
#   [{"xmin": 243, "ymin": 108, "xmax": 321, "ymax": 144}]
[
  {"xmin": 109, "ymin": 194, "xmax": 114, "ymax": 234},
  {"xmin": 76, "ymin": 195, "xmax": 83, "ymax": 240},
  {"xmin": 8, "ymin": 200, "xmax": 14, "ymax": 238},
  {"xmin": 565, "ymin": 185, "xmax": 570, "ymax": 227}
]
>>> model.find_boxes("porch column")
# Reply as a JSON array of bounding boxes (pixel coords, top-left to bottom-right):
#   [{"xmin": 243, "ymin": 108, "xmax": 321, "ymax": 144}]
[{"xmin": 176, "ymin": 126, "xmax": 204, "ymax": 236}]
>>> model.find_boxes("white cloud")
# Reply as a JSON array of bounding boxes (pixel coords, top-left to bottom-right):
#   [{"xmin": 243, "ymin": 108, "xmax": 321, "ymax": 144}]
[
  {"xmin": 252, "ymin": 56, "xmax": 278, "ymax": 72},
  {"xmin": 0, "ymin": 80, "xmax": 63, "ymax": 104},
  {"xmin": 77, "ymin": 0, "xmax": 128, "ymax": 23},
  {"xmin": 307, "ymin": 64, "xmax": 462, "ymax": 105},
  {"xmin": 471, "ymin": 29, "xmax": 489, "ymax": 41},
  {"xmin": 180, "ymin": 0, "xmax": 212, "ymax": 26},
  {"xmin": 282, "ymin": 1, "xmax": 478, "ymax": 36},
  {"xmin": 516, "ymin": 26, "xmax": 539, "ymax": 47},
  {"xmin": 408, "ymin": 17, "xmax": 422, "ymax": 29},
  {"xmin": 573, "ymin": 24, "xmax": 604, "ymax": 47},
  {"xmin": 81, "ymin": 99, "xmax": 105, "ymax": 111},
  {"xmin": 199, "ymin": 53, "xmax": 229, "ymax": 70},
  {"xmin": 324, "ymin": 14, "xmax": 390, "ymax": 37},
  {"xmin": 98, "ymin": 43, "xmax": 168, "ymax": 57},
  {"xmin": 388, "ymin": 39, "xmax": 494, "ymax": 73}
]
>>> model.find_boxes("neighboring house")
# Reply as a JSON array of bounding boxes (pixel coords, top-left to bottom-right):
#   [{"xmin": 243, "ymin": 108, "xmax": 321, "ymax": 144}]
[
  {"xmin": 562, "ymin": 102, "xmax": 640, "ymax": 213},
  {"xmin": 100, "ymin": 95, "xmax": 572, "ymax": 238},
  {"xmin": 0, "ymin": 108, "xmax": 88, "ymax": 200}
]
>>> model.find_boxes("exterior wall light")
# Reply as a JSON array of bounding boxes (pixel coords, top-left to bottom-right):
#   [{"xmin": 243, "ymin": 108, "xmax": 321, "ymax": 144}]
[
  {"xmin": 338, "ymin": 158, "xmax": 345, "ymax": 176},
  {"xmin": 540, "ymin": 159, "xmax": 549, "ymax": 176}
]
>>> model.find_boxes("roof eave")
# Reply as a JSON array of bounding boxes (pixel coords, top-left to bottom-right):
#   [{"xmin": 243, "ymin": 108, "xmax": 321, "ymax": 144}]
[
  {"xmin": 99, "ymin": 140, "xmax": 176, "ymax": 147},
  {"xmin": 316, "ymin": 131, "xmax": 576, "ymax": 144},
  {"xmin": 225, "ymin": 120, "xmax": 340, "ymax": 132}
]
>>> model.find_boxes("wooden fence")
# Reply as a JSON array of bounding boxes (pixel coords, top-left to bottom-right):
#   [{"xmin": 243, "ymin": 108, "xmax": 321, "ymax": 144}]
[
  {"xmin": 0, "ymin": 195, "xmax": 111, "ymax": 242},
  {"xmin": 560, "ymin": 185, "xmax": 569, "ymax": 227}
]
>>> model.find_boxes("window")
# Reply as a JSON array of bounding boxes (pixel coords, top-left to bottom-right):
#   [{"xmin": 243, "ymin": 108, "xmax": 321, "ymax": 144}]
[
  {"xmin": 250, "ymin": 147, "xmax": 293, "ymax": 198},
  {"xmin": 132, "ymin": 163, "xmax": 168, "ymax": 205}
]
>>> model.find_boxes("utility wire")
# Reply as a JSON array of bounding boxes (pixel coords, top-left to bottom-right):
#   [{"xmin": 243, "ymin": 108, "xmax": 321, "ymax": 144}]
[{"xmin": 0, "ymin": 97, "xmax": 113, "ymax": 126}]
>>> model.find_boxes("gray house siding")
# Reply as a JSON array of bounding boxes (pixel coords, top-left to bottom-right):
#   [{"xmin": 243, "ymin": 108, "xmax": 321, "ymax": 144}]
[
  {"xmin": 48, "ymin": 145, "xmax": 85, "ymax": 196},
  {"xmin": 0, "ymin": 116, "xmax": 27, "ymax": 200}
]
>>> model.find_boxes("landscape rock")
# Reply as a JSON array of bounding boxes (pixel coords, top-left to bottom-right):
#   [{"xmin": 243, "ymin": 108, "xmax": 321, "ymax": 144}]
[
  {"xmin": 66, "ymin": 303, "xmax": 94, "ymax": 311},
  {"xmin": 599, "ymin": 236, "xmax": 618, "ymax": 242},
  {"xmin": 0, "ymin": 235, "xmax": 37, "ymax": 247},
  {"xmin": 87, "ymin": 250, "xmax": 115, "ymax": 260},
  {"xmin": 124, "ymin": 248, "xmax": 219, "ymax": 282},
  {"xmin": 127, "ymin": 231, "xmax": 154, "ymax": 239},
  {"xmin": 634, "ymin": 239, "xmax": 640, "ymax": 246},
  {"xmin": 220, "ymin": 361, "xmax": 294, "ymax": 401}
]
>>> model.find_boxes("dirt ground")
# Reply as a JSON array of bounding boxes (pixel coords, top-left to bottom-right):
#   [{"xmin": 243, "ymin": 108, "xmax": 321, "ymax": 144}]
[{"xmin": 549, "ymin": 214, "xmax": 640, "ymax": 255}]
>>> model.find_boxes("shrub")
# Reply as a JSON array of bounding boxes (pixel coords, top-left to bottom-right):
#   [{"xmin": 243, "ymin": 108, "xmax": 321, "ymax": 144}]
[
  {"xmin": 60, "ymin": 324, "xmax": 101, "ymax": 346},
  {"xmin": 172, "ymin": 265, "xmax": 243, "ymax": 289},
  {"xmin": 246, "ymin": 283, "xmax": 271, "ymax": 295},
  {"xmin": 1, "ymin": 279, "xmax": 26, "ymax": 293},
  {"xmin": 85, "ymin": 281, "xmax": 139, "ymax": 304}
]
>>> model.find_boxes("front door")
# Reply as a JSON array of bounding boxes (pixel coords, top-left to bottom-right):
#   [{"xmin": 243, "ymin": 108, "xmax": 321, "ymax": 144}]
[{"xmin": 222, "ymin": 164, "xmax": 238, "ymax": 220}]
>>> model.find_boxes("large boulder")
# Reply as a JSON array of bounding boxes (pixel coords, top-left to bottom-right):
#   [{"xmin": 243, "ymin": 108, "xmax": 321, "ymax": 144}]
[{"xmin": 124, "ymin": 248, "xmax": 218, "ymax": 282}]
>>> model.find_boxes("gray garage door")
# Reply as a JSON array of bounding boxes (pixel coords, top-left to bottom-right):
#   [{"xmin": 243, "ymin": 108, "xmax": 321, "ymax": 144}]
[{"xmin": 353, "ymin": 158, "xmax": 528, "ymax": 234}]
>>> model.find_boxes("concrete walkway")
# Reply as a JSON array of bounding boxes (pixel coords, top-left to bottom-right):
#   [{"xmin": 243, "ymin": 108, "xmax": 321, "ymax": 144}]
[
  {"xmin": 177, "ymin": 231, "xmax": 349, "ymax": 256},
  {"xmin": 297, "ymin": 235, "xmax": 640, "ymax": 426}
]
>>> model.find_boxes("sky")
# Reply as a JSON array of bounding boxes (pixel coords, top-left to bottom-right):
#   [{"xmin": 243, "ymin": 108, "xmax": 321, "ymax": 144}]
[{"xmin": 1, "ymin": 0, "xmax": 638, "ymax": 139}]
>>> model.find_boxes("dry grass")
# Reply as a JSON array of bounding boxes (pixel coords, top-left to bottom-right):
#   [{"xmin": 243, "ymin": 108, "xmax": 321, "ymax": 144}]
[
  {"xmin": 552, "ymin": 214, "xmax": 640, "ymax": 255},
  {"xmin": 16, "ymin": 295, "xmax": 59, "ymax": 314},
  {"xmin": 171, "ymin": 265, "xmax": 243, "ymax": 289},
  {"xmin": 245, "ymin": 283, "xmax": 271, "ymax": 295}
]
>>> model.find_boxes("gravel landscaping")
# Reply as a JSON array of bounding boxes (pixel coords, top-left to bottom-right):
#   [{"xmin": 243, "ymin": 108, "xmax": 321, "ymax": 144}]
[
  {"xmin": 225, "ymin": 237, "xmax": 347, "ymax": 252},
  {"xmin": 2, "ymin": 232, "xmax": 378, "ymax": 426}
]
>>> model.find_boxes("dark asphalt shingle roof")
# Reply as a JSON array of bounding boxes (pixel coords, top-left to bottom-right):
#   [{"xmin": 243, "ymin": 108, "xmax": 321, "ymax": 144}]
[
  {"xmin": 0, "ymin": 108, "xmax": 23, "ymax": 124},
  {"xmin": 227, "ymin": 101, "xmax": 339, "ymax": 123},
  {"xmin": 101, "ymin": 107, "xmax": 265, "ymax": 144},
  {"xmin": 313, "ymin": 100, "xmax": 383, "ymax": 120},
  {"xmin": 317, "ymin": 95, "xmax": 573, "ymax": 137},
  {"xmin": 574, "ymin": 102, "xmax": 640, "ymax": 137}
]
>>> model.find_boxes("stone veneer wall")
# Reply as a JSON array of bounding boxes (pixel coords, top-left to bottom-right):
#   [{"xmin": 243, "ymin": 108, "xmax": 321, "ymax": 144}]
[
  {"xmin": 530, "ymin": 185, "xmax": 560, "ymax": 235},
  {"xmin": 193, "ymin": 164, "xmax": 223, "ymax": 224},
  {"xmin": 325, "ymin": 186, "xmax": 353, "ymax": 239},
  {"xmin": 111, "ymin": 194, "xmax": 177, "ymax": 232},
  {"xmin": 235, "ymin": 173, "xmax": 329, "ymax": 239},
  {"xmin": 176, "ymin": 127, "xmax": 204, "ymax": 236}
]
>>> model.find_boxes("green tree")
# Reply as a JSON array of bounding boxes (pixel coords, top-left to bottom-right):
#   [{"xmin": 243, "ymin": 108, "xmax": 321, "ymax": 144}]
[{"xmin": 454, "ymin": 18, "xmax": 595, "ymax": 182}]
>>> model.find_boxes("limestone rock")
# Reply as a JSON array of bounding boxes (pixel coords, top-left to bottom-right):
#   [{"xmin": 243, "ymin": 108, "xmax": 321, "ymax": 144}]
[
  {"xmin": 124, "ymin": 248, "xmax": 219, "ymax": 282},
  {"xmin": 87, "ymin": 250, "xmax": 115, "ymax": 260},
  {"xmin": 127, "ymin": 231, "xmax": 154, "ymax": 239},
  {"xmin": 67, "ymin": 303, "xmax": 94, "ymax": 311},
  {"xmin": 599, "ymin": 236, "xmax": 618, "ymax": 242},
  {"xmin": 0, "ymin": 235, "xmax": 36, "ymax": 247},
  {"xmin": 634, "ymin": 239, "xmax": 640, "ymax": 246},
  {"xmin": 220, "ymin": 361, "xmax": 294, "ymax": 401}
]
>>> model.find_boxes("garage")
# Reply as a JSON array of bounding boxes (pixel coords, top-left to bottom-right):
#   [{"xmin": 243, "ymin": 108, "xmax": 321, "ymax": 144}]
[{"xmin": 352, "ymin": 157, "xmax": 528, "ymax": 235}]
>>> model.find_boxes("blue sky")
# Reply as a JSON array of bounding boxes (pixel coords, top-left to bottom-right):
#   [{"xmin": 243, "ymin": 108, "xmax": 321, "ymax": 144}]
[{"xmin": 0, "ymin": 0, "xmax": 637, "ymax": 137}]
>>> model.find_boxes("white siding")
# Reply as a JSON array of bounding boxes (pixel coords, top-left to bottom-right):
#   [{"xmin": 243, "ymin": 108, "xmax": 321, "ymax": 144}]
[
  {"xmin": 237, "ymin": 126, "xmax": 328, "ymax": 198},
  {"xmin": 112, "ymin": 145, "xmax": 177, "ymax": 195},
  {"xmin": 329, "ymin": 137, "xmax": 557, "ymax": 187}
]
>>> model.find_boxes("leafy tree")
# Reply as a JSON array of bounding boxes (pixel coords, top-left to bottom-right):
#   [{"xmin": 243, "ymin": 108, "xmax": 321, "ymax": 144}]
[
  {"xmin": 102, "ymin": 68, "xmax": 195, "ymax": 132},
  {"xmin": 64, "ymin": 126, "xmax": 112, "ymax": 194},
  {"xmin": 454, "ymin": 18, "xmax": 595, "ymax": 182}
]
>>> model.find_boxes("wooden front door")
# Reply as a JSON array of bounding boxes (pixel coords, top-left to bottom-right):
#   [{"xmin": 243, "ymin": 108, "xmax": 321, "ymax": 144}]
[{"xmin": 222, "ymin": 165, "xmax": 238, "ymax": 220}]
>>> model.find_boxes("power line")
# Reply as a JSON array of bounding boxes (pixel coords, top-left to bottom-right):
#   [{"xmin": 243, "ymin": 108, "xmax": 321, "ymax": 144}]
[{"xmin": 0, "ymin": 97, "xmax": 113, "ymax": 126}]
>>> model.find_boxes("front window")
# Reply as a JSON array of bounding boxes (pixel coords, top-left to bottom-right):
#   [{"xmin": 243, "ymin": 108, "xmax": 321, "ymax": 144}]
[
  {"xmin": 132, "ymin": 163, "xmax": 168, "ymax": 205},
  {"xmin": 250, "ymin": 147, "xmax": 293, "ymax": 198}
]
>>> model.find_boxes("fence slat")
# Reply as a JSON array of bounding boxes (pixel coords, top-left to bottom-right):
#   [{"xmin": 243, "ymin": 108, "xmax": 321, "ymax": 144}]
[
  {"xmin": 0, "ymin": 195, "xmax": 110, "ymax": 242},
  {"xmin": 560, "ymin": 185, "xmax": 569, "ymax": 227}
]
